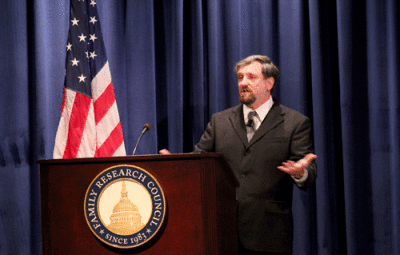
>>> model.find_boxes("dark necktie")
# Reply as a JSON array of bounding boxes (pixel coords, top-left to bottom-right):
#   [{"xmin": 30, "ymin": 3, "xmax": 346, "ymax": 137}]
[{"xmin": 246, "ymin": 111, "xmax": 257, "ymax": 141}]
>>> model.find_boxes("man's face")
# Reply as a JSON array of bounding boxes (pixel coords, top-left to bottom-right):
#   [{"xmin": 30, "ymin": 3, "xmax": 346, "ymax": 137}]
[{"xmin": 237, "ymin": 61, "xmax": 274, "ymax": 109}]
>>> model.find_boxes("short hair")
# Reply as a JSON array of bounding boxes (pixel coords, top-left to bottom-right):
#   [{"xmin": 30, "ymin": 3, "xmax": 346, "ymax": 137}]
[{"xmin": 234, "ymin": 55, "xmax": 280, "ymax": 92}]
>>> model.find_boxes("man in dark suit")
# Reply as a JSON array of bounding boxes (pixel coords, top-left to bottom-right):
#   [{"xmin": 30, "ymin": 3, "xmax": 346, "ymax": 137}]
[{"xmin": 160, "ymin": 55, "xmax": 317, "ymax": 254}]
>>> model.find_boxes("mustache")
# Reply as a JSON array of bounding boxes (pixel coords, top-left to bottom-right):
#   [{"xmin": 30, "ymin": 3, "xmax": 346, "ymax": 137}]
[{"xmin": 239, "ymin": 85, "xmax": 253, "ymax": 93}]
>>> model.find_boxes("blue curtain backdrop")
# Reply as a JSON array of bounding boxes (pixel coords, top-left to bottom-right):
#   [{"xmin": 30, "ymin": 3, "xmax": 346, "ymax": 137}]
[{"xmin": 1, "ymin": 0, "xmax": 399, "ymax": 254}]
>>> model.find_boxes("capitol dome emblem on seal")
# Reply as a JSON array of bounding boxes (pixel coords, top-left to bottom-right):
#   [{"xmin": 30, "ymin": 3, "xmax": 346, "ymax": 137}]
[{"xmin": 84, "ymin": 164, "xmax": 166, "ymax": 249}]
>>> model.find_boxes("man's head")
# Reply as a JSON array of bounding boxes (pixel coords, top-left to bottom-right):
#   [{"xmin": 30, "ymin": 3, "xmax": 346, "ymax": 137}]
[{"xmin": 234, "ymin": 55, "xmax": 279, "ymax": 109}]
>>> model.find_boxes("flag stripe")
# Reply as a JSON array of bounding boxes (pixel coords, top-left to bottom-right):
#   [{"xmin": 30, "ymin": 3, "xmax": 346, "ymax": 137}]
[
  {"xmin": 97, "ymin": 122, "xmax": 124, "ymax": 157},
  {"xmin": 77, "ymin": 100, "xmax": 96, "ymax": 157},
  {"xmin": 60, "ymin": 87, "xmax": 67, "ymax": 115},
  {"xmin": 62, "ymin": 93, "xmax": 92, "ymax": 158},
  {"xmin": 96, "ymin": 101, "xmax": 121, "ymax": 148},
  {"xmin": 53, "ymin": 89, "xmax": 76, "ymax": 158},
  {"xmin": 113, "ymin": 142, "xmax": 126, "ymax": 157},
  {"xmin": 94, "ymin": 82, "xmax": 116, "ymax": 124},
  {"xmin": 92, "ymin": 62, "xmax": 112, "ymax": 100}
]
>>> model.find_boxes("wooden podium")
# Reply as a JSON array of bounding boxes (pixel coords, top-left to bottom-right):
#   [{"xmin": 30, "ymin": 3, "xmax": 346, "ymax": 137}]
[{"xmin": 38, "ymin": 153, "xmax": 238, "ymax": 254}]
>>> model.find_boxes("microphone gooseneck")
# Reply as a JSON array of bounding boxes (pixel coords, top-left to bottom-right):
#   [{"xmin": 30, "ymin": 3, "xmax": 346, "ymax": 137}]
[{"xmin": 132, "ymin": 123, "xmax": 151, "ymax": 155}]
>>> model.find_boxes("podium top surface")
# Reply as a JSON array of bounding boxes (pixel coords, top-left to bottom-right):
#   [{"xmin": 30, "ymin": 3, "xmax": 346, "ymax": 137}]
[
  {"xmin": 38, "ymin": 152, "xmax": 238, "ymax": 187},
  {"xmin": 37, "ymin": 152, "xmax": 227, "ymax": 166}
]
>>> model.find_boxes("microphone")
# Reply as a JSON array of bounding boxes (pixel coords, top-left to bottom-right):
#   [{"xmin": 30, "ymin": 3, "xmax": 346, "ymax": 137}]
[{"xmin": 132, "ymin": 123, "xmax": 151, "ymax": 155}]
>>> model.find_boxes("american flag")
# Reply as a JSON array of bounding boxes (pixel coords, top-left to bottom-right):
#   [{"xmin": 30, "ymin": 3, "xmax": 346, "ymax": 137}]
[{"xmin": 53, "ymin": 0, "xmax": 126, "ymax": 158}]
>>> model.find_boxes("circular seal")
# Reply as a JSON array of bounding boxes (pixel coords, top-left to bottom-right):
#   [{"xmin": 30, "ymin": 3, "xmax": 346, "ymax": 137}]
[{"xmin": 84, "ymin": 164, "xmax": 166, "ymax": 249}]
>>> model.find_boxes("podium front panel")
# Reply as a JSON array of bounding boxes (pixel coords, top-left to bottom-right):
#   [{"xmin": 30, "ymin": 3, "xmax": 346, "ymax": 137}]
[{"xmin": 38, "ymin": 153, "xmax": 238, "ymax": 255}]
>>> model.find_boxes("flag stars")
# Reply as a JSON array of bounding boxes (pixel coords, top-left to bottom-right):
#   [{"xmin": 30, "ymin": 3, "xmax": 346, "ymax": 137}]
[
  {"xmin": 66, "ymin": 42, "xmax": 72, "ymax": 51},
  {"xmin": 71, "ymin": 58, "xmax": 79, "ymax": 66},
  {"xmin": 78, "ymin": 33, "xmax": 87, "ymax": 42},
  {"xmin": 89, "ymin": 16, "xmax": 98, "ymax": 24},
  {"xmin": 78, "ymin": 74, "xmax": 86, "ymax": 82},
  {"xmin": 90, "ymin": 0, "xmax": 96, "ymax": 7},
  {"xmin": 71, "ymin": 17, "xmax": 79, "ymax": 26},
  {"xmin": 89, "ymin": 34, "xmax": 97, "ymax": 42},
  {"xmin": 90, "ymin": 51, "xmax": 97, "ymax": 59}
]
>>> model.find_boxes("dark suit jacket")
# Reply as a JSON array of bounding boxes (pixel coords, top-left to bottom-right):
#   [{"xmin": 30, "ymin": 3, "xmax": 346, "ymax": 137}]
[{"xmin": 194, "ymin": 101, "xmax": 317, "ymax": 253}]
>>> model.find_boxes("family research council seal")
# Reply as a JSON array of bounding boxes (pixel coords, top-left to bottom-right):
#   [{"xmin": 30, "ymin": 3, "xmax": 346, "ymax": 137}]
[{"xmin": 84, "ymin": 165, "xmax": 166, "ymax": 249}]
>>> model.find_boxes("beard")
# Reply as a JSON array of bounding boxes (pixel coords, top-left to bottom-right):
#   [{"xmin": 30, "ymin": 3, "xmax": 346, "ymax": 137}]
[{"xmin": 239, "ymin": 87, "xmax": 256, "ymax": 106}]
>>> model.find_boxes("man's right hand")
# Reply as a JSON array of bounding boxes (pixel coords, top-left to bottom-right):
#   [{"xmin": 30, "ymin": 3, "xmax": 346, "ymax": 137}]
[{"xmin": 159, "ymin": 149, "xmax": 171, "ymax": 155}]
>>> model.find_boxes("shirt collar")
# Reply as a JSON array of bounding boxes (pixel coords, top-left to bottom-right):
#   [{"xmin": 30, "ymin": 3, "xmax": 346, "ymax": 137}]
[{"xmin": 243, "ymin": 96, "xmax": 274, "ymax": 123}]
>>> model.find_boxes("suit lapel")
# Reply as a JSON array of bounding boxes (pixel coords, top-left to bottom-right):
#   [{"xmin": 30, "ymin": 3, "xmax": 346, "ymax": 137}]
[
  {"xmin": 228, "ymin": 102, "xmax": 285, "ymax": 147},
  {"xmin": 248, "ymin": 102, "xmax": 285, "ymax": 146},
  {"xmin": 229, "ymin": 105, "xmax": 248, "ymax": 146}
]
